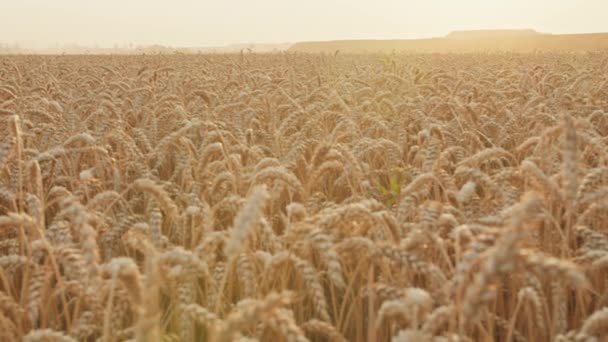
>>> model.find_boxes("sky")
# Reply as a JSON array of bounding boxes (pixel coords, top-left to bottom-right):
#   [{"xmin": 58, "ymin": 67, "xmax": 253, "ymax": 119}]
[{"xmin": 2, "ymin": 0, "xmax": 608, "ymax": 48}]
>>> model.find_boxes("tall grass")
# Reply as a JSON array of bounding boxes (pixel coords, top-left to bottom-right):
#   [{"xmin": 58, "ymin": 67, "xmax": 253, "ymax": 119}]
[{"xmin": 1, "ymin": 52, "xmax": 608, "ymax": 341}]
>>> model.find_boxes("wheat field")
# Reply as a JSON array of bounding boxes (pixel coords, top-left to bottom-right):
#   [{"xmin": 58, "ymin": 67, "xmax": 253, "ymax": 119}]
[{"xmin": 1, "ymin": 52, "xmax": 608, "ymax": 341}]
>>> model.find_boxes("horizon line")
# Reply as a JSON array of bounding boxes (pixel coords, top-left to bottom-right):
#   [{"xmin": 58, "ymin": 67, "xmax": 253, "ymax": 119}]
[{"xmin": 3, "ymin": 28, "xmax": 608, "ymax": 52}]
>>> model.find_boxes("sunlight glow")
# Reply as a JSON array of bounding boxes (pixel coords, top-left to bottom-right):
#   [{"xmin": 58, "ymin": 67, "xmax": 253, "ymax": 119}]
[{"xmin": 1, "ymin": 0, "xmax": 607, "ymax": 47}]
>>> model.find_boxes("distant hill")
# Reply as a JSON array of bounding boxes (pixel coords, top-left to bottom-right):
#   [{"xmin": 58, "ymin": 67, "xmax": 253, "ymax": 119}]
[
  {"xmin": 289, "ymin": 30, "xmax": 608, "ymax": 53},
  {"xmin": 445, "ymin": 29, "xmax": 542, "ymax": 39},
  {"xmin": 6, "ymin": 29, "xmax": 608, "ymax": 55}
]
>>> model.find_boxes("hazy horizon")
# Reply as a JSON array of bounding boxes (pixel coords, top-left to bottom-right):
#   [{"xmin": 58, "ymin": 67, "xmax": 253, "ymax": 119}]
[{"xmin": 2, "ymin": 0, "xmax": 608, "ymax": 49}]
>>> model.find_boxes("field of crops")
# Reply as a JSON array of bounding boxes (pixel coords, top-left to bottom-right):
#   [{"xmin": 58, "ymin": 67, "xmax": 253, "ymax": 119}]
[{"xmin": 1, "ymin": 52, "xmax": 608, "ymax": 341}]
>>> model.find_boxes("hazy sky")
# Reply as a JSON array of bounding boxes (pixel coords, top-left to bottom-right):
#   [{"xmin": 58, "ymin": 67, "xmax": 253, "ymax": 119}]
[{"xmin": 2, "ymin": 0, "xmax": 608, "ymax": 48}]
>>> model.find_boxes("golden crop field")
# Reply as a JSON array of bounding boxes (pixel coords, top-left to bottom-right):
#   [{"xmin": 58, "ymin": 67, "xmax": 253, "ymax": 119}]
[{"xmin": 1, "ymin": 52, "xmax": 608, "ymax": 342}]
